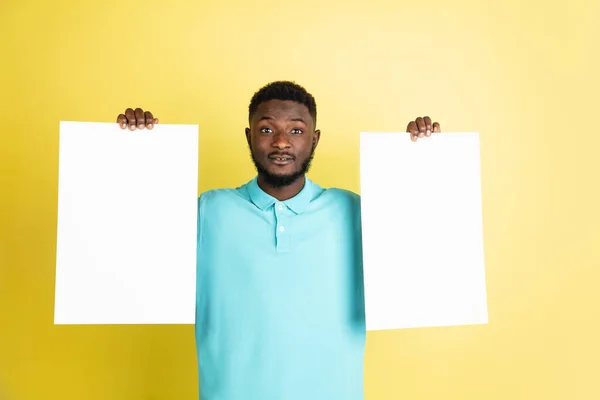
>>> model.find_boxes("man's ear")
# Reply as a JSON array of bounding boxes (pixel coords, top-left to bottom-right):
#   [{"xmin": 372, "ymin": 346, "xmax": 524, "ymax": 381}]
[
  {"xmin": 245, "ymin": 127, "xmax": 251, "ymax": 146},
  {"xmin": 313, "ymin": 129, "xmax": 321, "ymax": 149}
]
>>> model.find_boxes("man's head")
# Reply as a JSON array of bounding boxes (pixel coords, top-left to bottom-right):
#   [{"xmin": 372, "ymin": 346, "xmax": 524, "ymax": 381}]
[{"xmin": 246, "ymin": 81, "xmax": 320, "ymax": 188}]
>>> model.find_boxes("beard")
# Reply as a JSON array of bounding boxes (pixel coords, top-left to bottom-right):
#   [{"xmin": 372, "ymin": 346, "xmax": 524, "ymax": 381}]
[{"xmin": 249, "ymin": 146, "xmax": 315, "ymax": 189}]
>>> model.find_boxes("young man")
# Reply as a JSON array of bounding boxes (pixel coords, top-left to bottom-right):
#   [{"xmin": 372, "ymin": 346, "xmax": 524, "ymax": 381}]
[{"xmin": 117, "ymin": 81, "xmax": 440, "ymax": 400}]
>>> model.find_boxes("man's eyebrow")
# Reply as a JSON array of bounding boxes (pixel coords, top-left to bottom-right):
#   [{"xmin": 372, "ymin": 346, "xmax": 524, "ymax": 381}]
[{"xmin": 257, "ymin": 116, "xmax": 307, "ymax": 123}]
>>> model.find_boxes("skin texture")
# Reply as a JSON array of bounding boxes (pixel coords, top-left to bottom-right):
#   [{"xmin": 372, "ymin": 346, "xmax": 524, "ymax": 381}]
[
  {"xmin": 245, "ymin": 99, "xmax": 320, "ymax": 200},
  {"xmin": 407, "ymin": 116, "xmax": 441, "ymax": 141},
  {"xmin": 116, "ymin": 103, "xmax": 441, "ymax": 200},
  {"xmin": 117, "ymin": 108, "xmax": 158, "ymax": 130}
]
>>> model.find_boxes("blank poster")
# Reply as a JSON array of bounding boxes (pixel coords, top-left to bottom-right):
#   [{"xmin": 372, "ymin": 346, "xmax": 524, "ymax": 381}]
[
  {"xmin": 360, "ymin": 132, "xmax": 488, "ymax": 331},
  {"xmin": 54, "ymin": 122, "xmax": 199, "ymax": 324}
]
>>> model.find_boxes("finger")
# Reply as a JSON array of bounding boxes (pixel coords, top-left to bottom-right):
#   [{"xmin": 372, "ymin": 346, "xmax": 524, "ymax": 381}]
[
  {"xmin": 144, "ymin": 111, "xmax": 155, "ymax": 129},
  {"xmin": 415, "ymin": 117, "xmax": 427, "ymax": 138},
  {"xmin": 433, "ymin": 122, "xmax": 441, "ymax": 133},
  {"xmin": 423, "ymin": 116, "xmax": 432, "ymax": 136},
  {"xmin": 134, "ymin": 108, "xmax": 145, "ymax": 130},
  {"xmin": 116, "ymin": 114, "xmax": 127, "ymax": 129},
  {"xmin": 406, "ymin": 121, "xmax": 418, "ymax": 141},
  {"xmin": 125, "ymin": 108, "xmax": 136, "ymax": 130},
  {"xmin": 154, "ymin": 117, "xmax": 159, "ymax": 124}
]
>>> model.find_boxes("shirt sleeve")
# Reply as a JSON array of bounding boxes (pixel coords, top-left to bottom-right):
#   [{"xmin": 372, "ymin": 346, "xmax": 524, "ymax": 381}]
[
  {"xmin": 197, "ymin": 192, "xmax": 207, "ymax": 246},
  {"xmin": 194, "ymin": 193, "xmax": 207, "ymax": 328}
]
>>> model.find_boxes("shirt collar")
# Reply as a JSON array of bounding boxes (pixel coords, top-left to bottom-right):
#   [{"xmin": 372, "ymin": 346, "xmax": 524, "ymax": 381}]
[{"xmin": 247, "ymin": 176, "xmax": 313, "ymax": 215}]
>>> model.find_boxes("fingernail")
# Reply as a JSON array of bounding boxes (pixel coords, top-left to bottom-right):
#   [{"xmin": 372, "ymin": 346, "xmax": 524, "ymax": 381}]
[{"xmin": 147, "ymin": 124, "xmax": 153, "ymax": 129}]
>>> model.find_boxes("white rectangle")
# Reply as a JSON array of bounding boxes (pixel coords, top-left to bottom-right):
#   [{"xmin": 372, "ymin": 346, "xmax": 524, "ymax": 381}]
[
  {"xmin": 360, "ymin": 132, "xmax": 488, "ymax": 330},
  {"xmin": 54, "ymin": 121, "xmax": 199, "ymax": 324}
]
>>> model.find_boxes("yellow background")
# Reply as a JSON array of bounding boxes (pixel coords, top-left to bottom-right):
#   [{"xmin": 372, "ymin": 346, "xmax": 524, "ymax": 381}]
[{"xmin": 1, "ymin": 0, "xmax": 599, "ymax": 398}]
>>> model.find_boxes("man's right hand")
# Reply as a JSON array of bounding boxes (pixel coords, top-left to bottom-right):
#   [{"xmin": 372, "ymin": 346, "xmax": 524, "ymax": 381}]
[{"xmin": 117, "ymin": 108, "xmax": 159, "ymax": 130}]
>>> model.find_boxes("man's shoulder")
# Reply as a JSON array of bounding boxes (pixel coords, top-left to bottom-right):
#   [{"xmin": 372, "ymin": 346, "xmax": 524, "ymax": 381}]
[
  {"xmin": 198, "ymin": 187, "xmax": 242, "ymax": 200},
  {"xmin": 315, "ymin": 185, "xmax": 361, "ymax": 210},
  {"xmin": 320, "ymin": 185, "xmax": 360, "ymax": 201},
  {"xmin": 324, "ymin": 187, "xmax": 360, "ymax": 199},
  {"xmin": 198, "ymin": 183, "xmax": 251, "ymax": 208}
]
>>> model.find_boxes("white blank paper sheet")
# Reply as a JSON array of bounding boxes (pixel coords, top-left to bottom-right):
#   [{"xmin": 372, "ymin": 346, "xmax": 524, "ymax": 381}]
[
  {"xmin": 54, "ymin": 122, "xmax": 199, "ymax": 324},
  {"xmin": 360, "ymin": 132, "xmax": 488, "ymax": 331}
]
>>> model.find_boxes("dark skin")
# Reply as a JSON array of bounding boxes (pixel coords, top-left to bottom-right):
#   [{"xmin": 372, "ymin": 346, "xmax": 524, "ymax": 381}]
[
  {"xmin": 245, "ymin": 100, "xmax": 320, "ymax": 200},
  {"xmin": 117, "ymin": 105, "xmax": 440, "ymax": 200}
]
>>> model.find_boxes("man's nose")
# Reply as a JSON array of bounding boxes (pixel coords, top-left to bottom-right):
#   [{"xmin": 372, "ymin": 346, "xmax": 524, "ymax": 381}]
[{"xmin": 272, "ymin": 132, "xmax": 291, "ymax": 149}]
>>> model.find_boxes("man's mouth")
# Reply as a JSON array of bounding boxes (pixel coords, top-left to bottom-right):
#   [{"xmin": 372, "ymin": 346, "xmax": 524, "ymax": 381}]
[{"xmin": 268, "ymin": 154, "xmax": 294, "ymax": 165}]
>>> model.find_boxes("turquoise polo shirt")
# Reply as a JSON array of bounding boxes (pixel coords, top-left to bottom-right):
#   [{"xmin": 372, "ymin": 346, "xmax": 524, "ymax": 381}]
[{"xmin": 195, "ymin": 176, "xmax": 366, "ymax": 400}]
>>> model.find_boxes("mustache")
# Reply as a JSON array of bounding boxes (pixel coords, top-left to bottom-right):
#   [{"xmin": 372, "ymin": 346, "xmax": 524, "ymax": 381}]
[{"xmin": 268, "ymin": 152, "xmax": 295, "ymax": 159}]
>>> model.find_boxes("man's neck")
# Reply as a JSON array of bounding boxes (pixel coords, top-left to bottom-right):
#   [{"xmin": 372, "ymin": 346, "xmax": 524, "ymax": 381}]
[{"xmin": 257, "ymin": 174, "xmax": 306, "ymax": 201}]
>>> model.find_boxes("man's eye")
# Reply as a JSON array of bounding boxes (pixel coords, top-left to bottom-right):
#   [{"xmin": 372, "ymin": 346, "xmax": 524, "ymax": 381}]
[
  {"xmin": 291, "ymin": 128, "xmax": 303, "ymax": 134},
  {"xmin": 260, "ymin": 127, "xmax": 273, "ymax": 134}
]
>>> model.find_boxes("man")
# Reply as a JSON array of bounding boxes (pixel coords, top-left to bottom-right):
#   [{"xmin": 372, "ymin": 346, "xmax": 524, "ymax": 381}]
[{"xmin": 117, "ymin": 81, "xmax": 440, "ymax": 400}]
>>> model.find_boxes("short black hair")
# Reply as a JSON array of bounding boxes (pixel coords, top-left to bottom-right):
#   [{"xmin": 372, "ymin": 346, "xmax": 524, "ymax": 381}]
[{"xmin": 248, "ymin": 81, "xmax": 317, "ymax": 124}]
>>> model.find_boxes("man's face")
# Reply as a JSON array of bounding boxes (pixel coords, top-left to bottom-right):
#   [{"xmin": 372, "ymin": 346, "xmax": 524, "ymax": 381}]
[{"xmin": 246, "ymin": 99, "xmax": 320, "ymax": 188}]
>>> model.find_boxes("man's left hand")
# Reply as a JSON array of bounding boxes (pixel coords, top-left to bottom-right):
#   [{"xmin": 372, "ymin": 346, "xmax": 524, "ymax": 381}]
[{"xmin": 406, "ymin": 116, "xmax": 441, "ymax": 142}]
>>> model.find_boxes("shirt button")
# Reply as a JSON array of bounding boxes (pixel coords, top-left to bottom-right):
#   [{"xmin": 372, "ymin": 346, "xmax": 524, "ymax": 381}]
[
  {"xmin": 279, "ymin": 226, "xmax": 285, "ymax": 232},
  {"xmin": 278, "ymin": 204, "xmax": 283, "ymax": 211}
]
